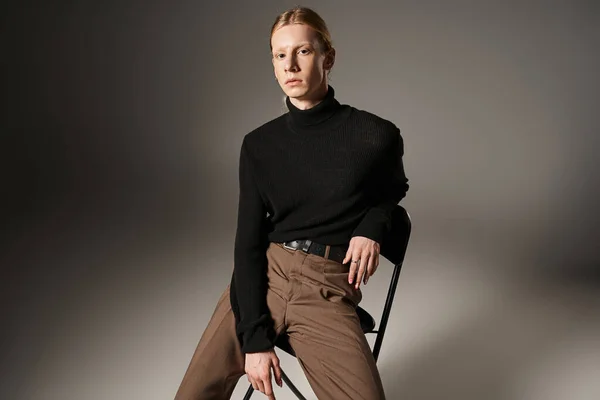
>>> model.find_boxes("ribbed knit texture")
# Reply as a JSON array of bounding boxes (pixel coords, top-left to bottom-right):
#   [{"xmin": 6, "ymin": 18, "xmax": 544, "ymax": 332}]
[{"xmin": 230, "ymin": 85, "xmax": 409, "ymax": 353}]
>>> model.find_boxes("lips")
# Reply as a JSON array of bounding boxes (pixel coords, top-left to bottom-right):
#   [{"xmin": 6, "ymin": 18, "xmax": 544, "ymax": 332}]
[{"xmin": 285, "ymin": 78, "xmax": 301, "ymax": 84}]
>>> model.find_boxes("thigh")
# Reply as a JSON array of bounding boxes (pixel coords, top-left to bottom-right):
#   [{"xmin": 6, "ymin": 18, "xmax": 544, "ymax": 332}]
[
  {"xmin": 175, "ymin": 281, "xmax": 289, "ymax": 400},
  {"xmin": 286, "ymin": 256, "xmax": 386, "ymax": 400},
  {"xmin": 174, "ymin": 284, "xmax": 245, "ymax": 400}
]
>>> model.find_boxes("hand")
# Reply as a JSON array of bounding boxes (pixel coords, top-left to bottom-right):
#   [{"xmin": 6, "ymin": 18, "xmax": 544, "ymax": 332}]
[
  {"xmin": 342, "ymin": 236, "xmax": 380, "ymax": 289},
  {"xmin": 245, "ymin": 348, "xmax": 282, "ymax": 399}
]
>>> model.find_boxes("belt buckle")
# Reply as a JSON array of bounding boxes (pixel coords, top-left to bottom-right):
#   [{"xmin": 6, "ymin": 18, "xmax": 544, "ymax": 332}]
[{"xmin": 283, "ymin": 241, "xmax": 297, "ymax": 251}]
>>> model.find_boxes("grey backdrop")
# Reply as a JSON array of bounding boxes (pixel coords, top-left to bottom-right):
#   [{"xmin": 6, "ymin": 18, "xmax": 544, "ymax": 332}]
[{"xmin": 2, "ymin": 1, "xmax": 599, "ymax": 399}]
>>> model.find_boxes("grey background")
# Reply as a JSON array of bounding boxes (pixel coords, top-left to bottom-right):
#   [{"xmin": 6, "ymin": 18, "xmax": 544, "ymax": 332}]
[{"xmin": 2, "ymin": 1, "xmax": 599, "ymax": 399}]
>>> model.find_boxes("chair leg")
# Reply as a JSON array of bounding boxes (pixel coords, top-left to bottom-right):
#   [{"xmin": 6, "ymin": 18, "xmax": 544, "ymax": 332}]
[
  {"xmin": 280, "ymin": 368, "xmax": 308, "ymax": 400},
  {"xmin": 242, "ymin": 383, "xmax": 254, "ymax": 399}
]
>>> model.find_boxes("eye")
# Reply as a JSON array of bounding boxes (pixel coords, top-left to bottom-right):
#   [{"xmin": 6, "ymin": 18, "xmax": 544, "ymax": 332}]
[{"xmin": 299, "ymin": 48, "xmax": 311, "ymax": 55}]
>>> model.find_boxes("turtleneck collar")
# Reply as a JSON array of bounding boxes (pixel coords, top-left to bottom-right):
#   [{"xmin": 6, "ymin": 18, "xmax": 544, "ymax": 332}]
[{"xmin": 285, "ymin": 85, "xmax": 346, "ymax": 133}]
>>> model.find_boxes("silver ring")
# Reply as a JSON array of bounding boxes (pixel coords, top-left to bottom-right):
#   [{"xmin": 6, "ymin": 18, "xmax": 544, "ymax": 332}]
[{"xmin": 351, "ymin": 260, "xmax": 359, "ymax": 263}]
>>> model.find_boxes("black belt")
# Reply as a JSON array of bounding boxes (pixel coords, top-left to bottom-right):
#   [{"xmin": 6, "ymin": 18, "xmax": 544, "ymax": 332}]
[{"xmin": 280, "ymin": 239, "xmax": 348, "ymax": 264}]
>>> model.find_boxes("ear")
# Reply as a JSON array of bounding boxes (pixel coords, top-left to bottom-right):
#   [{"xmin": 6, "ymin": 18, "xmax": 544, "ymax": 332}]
[{"xmin": 325, "ymin": 48, "xmax": 336, "ymax": 70}]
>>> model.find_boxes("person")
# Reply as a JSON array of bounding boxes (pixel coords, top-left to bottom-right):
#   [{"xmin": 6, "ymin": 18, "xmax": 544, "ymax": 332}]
[{"xmin": 174, "ymin": 6, "xmax": 409, "ymax": 400}]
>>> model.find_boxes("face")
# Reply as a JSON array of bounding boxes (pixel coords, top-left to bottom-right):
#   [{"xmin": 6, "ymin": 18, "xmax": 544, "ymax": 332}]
[{"xmin": 271, "ymin": 23, "xmax": 335, "ymax": 102}]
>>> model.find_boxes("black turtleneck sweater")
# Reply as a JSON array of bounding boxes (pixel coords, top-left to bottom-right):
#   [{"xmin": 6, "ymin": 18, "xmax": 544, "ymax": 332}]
[{"xmin": 229, "ymin": 85, "xmax": 409, "ymax": 353}]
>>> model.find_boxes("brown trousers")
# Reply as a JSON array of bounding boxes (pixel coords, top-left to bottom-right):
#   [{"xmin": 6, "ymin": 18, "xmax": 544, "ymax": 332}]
[{"xmin": 174, "ymin": 242, "xmax": 386, "ymax": 400}]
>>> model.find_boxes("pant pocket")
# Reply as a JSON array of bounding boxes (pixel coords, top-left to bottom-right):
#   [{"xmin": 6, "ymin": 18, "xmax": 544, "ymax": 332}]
[{"xmin": 322, "ymin": 260, "xmax": 363, "ymax": 311}]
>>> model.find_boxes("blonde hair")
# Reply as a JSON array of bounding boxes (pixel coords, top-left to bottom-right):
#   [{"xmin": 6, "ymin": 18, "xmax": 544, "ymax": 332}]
[
  {"xmin": 270, "ymin": 6, "xmax": 334, "ymax": 112},
  {"xmin": 270, "ymin": 6, "xmax": 334, "ymax": 56}
]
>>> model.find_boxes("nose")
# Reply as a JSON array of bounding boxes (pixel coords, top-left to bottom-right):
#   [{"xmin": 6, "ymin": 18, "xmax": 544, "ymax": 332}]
[{"xmin": 284, "ymin": 54, "xmax": 299, "ymax": 72}]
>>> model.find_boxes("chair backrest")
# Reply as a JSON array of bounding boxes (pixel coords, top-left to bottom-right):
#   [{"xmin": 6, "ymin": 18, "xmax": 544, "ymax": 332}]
[
  {"xmin": 371, "ymin": 204, "xmax": 411, "ymax": 361},
  {"xmin": 380, "ymin": 205, "xmax": 412, "ymax": 265}
]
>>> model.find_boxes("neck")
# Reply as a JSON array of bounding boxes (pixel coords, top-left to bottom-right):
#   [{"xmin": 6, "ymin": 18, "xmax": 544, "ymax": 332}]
[{"xmin": 285, "ymin": 84, "xmax": 342, "ymax": 132}]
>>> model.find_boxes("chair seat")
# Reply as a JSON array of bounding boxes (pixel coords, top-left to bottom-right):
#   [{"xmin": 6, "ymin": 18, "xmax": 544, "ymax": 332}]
[
  {"xmin": 356, "ymin": 305, "xmax": 376, "ymax": 333},
  {"xmin": 274, "ymin": 306, "xmax": 376, "ymax": 357}
]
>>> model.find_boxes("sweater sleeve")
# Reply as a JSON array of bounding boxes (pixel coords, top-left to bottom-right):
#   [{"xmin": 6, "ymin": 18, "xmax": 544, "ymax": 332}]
[
  {"xmin": 351, "ymin": 128, "xmax": 409, "ymax": 244},
  {"xmin": 233, "ymin": 138, "xmax": 276, "ymax": 354}
]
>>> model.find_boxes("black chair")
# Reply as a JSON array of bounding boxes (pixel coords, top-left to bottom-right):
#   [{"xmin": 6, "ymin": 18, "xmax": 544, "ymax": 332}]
[{"xmin": 243, "ymin": 205, "xmax": 412, "ymax": 399}]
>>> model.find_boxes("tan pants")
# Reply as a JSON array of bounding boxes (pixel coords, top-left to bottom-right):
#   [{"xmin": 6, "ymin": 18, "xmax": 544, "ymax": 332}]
[{"xmin": 174, "ymin": 242, "xmax": 386, "ymax": 400}]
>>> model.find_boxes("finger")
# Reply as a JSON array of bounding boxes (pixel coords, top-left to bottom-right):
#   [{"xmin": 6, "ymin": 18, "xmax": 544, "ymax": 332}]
[
  {"xmin": 249, "ymin": 376, "xmax": 258, "ymax": 391},
  {"xmin": 262, "ymin": 369, "xmax": 274, "ymax": 398},
  {"xmin": 364, "ymin": 254, "xmax": 375, "ymax": 284},
  {"xmin": 365, "ymin": 252, "xmax": 378, "ymax": 285},
  {"xmin": 355, "ymin": 256, "xmax": 367, "ymax": 289},
  {"xmin": 348, "ymin": 250, "xmax": 361, "ymax": 283},
  {"xmin": 272, "ymin": 357, "xmax": 283, "ymax": 387},
  {"xmin": 256, "ymin": 375, "xmax": 265, "ymax": 394},
  {"xmin": 342, "ymin": 245, "xmax": 353, "ymax": 265}
]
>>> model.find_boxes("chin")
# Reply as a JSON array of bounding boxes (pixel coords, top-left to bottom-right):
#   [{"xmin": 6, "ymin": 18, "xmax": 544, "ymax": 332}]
[{"xmin": 283, "ymin": 85, "xmax": 309, "ymax": 99}]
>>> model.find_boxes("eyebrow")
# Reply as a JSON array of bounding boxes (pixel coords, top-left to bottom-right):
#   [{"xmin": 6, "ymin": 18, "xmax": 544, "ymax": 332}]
[{"xmin": 272, "ymin": 42, "xmax": 314, "ymax": 52}]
